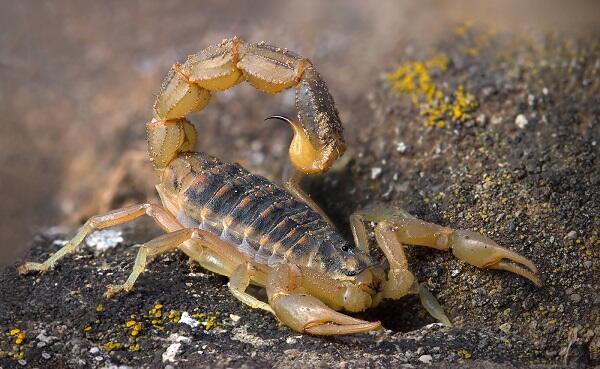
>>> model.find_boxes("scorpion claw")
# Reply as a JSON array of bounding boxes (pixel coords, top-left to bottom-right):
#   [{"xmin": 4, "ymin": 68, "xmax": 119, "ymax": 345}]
[
  {"xmin": 451, "ymin": 230, "xmax": 542, "ymax": 286},
  {"xmin": 271, "ymin": 293, "xmax": 381, "ymax": 335},
  {"xmin": 488, "ymin": 261, "xmax": 542, "ymax": 287}
]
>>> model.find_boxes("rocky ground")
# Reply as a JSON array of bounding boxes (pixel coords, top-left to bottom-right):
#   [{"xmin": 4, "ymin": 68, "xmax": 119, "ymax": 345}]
[{"xmin": 1, "ymin": 2, "xmax": 599, "ymax": 369}]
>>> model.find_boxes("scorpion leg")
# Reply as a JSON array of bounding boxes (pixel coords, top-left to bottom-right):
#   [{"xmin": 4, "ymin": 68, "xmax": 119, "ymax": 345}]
[
  {"xmin": 375, "ymin": 222, "xmax": 453, "ymax": 326},
  {"xmin": 229, "ymin": 263, "xmax": 275, "ymax": 313},
  {"xmin": 178, "ymin": 231, "xmax": 275, "ymax": 314},
  {"xmin": 105, "ymin": 228, "xmax": 195, "ymax": 297},
  {"xmin": 267, "ymin": 264, "xmax": 381, "ymax": 335},
  {"xmin": 353, "ymin": 204, "xmax": 542, "ymax": 286},
  {"xmin": 18, "ymin": 203, "xmax": 181, "ymax": 274},
  {"xmin": 350, "ymin": 211, "xmax": 452, "ymax": 325}
]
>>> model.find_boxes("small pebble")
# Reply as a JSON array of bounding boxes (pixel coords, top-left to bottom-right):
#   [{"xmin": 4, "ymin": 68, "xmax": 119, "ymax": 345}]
[
  {"xmin": 396, "ymin": 142, "xmax": 407, "ymax": 153},
  {"xmin": 570, "ymin": 293, "xmax": 582, "ymax": 303},
  {"xmin": 86, "ymin": 229, "xmax": 124, "ymax": 250},
  {"xmin": 565, "ymin": 230, "xmax": 577, "ymax": 240},
  {"xmin": 499, "ymin": 323, "xmax": 512, "ymax": 333},
  {"xmin": 178, "ymin": 311, "xmax": 200, "ymax": 328},
  {"xmin": 162, "ymin": 342, "xmax": 182, "ymax": 363},
  {"xmin": 36, "ymin": 330, "xmax": 55, "ymax": 344},
  {"xmin": 371, "ymin": 167, "xmax": 382, "ymax": 179},
  {"xmin": 583, "ymin": 261, "xmax": 592, "ymax": 269},
  {"xmin": 491, "ymin": 116, "xmax": 503, "ymax": 125},
  {"xmin": 515, "ymin": 114, "xmax": 528, "ymax": 129},
  {"xmin": 165, "ymin": 366, "xmax": 175, "ymax": 369},
  {"xmin": 418, "ymin": 354, "xmax": 433, "ymax": 364},
  {"xmin": 18, "ymin": 359, "xmax": 27, "ymax": 366},
  {"xmin": 95, "ymin": 355, "xmax": 104, "ymax": 362},
  {"xmin": 42, "ymin": 352, "xmax": 51, "ymax": 360},
  {"xmin": 90, "ymin": 347, "xmax": 100, "ymax": 354}
]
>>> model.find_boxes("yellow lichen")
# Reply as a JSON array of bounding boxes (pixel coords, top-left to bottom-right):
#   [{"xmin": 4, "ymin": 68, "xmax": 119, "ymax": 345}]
[
  {"xmin": 103, "ymin": 341, "xmax": 122, "ymax": 352},
  {"xmin": 96, "ymin": 304, "xmax": 105, "ymax": 313},
  {"xmin": 192, "ymin": 312, "xmax": 206, "ymax": 320},
  {"xmin": 14, "ymin": 332, "xmax": 25, "ymax": 345},
  {"xmin": 458, "ymin": 349, "xmax": 472, "ymax": 359},
  {"xmin": 130, "ymin": 323, "xmax": 142, "ymax": 337},
  {"xmin": 387, "ymin": 54, "xmax": 478, "ymax": 127},
  {"xmin": 203, "ymin": 315, "xmax": 218, "ymax": 331},
  {"xmin": 167, "ymin": 310, "xmax": 181, "ymax": 323}
]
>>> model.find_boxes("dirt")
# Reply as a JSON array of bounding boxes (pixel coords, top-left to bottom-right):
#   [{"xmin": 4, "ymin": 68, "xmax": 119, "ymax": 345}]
[{"xmin": 1, "ymin": 1, "xmax": 599, "ymax": 368}]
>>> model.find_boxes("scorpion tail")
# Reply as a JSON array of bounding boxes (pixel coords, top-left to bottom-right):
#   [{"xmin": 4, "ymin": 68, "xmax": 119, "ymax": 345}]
[{"xmin": 147, "ymin": 37, "xmax": 346, "ymax": 176}]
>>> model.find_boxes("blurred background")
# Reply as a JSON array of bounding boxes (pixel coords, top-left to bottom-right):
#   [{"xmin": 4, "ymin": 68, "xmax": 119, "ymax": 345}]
[{"xmin": 1, "ymin": 0, "xmax": 599, "ymax": 265}]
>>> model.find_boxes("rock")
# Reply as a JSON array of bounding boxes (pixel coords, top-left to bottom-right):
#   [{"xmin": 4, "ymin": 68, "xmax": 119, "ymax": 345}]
[
  {"xmin": 570, "ymin": 294, "xmax": 582, "ymax": 303},
  {"xmin": 499, "ymin": 323, "xmax": 512, "ymax": 333},
  {"xmin": 515, "ymin": 114, "xmax": 529, "ymax": 129},
  {"xmin": 418, "ymin": 354, "xmax": 433, "ymax": 364},
  {"xmin": 371, "ymin": 167, "xmax": 383, "ymax": 179},
  {"xmin": 178, "ymin": 311, "xmax": 200, "ymax": 328},
  {"xmin": 565, "ymin": 230, "xmax": 577, "ymax": 240},
  {"xmin": 162, "ymin": 342, "xmax": 181, "ymax": 363}
]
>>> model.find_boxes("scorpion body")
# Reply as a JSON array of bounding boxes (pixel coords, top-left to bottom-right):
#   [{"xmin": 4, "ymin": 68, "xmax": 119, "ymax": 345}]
[
  {"xmin": 20, "ymin": 37, "xmax": 541, "ymax": 335},
  {"xmin": 162, "ymin": 152, "xmax": 375, "ymax": 280}
]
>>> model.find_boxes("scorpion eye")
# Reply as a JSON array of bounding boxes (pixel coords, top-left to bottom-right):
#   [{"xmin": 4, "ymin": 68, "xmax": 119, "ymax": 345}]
[{"xmin": 341, "ymin": 244, "xmax": 352, "ymax": 253}]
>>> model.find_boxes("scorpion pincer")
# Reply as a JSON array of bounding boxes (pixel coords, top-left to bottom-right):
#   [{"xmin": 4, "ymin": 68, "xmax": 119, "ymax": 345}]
[{"xmin": 19, "ymin": 37, "xmax": 541, "ymax": 335}]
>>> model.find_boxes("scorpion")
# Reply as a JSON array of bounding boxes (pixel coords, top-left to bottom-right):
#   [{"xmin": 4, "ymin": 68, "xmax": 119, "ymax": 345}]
[{"xmin": 19, "ymin": 37, "xmax": 541, "ymax": 335}]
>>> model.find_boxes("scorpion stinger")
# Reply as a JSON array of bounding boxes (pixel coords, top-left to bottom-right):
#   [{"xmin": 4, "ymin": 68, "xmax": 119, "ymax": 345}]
[{"xmin": 264, "ymin": 114, "xmax": 321, "ymax": 172}]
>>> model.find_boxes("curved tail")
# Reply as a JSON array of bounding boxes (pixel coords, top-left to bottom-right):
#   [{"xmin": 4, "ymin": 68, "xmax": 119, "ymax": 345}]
[{"xmin": 146, "ymin": 37, "xmax": 346, "ymax": 176}]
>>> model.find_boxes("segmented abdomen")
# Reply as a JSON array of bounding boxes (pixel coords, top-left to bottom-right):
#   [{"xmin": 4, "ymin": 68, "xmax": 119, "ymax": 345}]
[{"xmin": 167, "ymin": 152, "xmax": 373, "ymax": 275}]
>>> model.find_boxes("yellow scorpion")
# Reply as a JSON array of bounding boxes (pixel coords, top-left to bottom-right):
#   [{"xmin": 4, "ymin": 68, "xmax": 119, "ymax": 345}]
[{"xmin": 19, "ymin": 37, "xmax": 541, "ymax": 335}]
